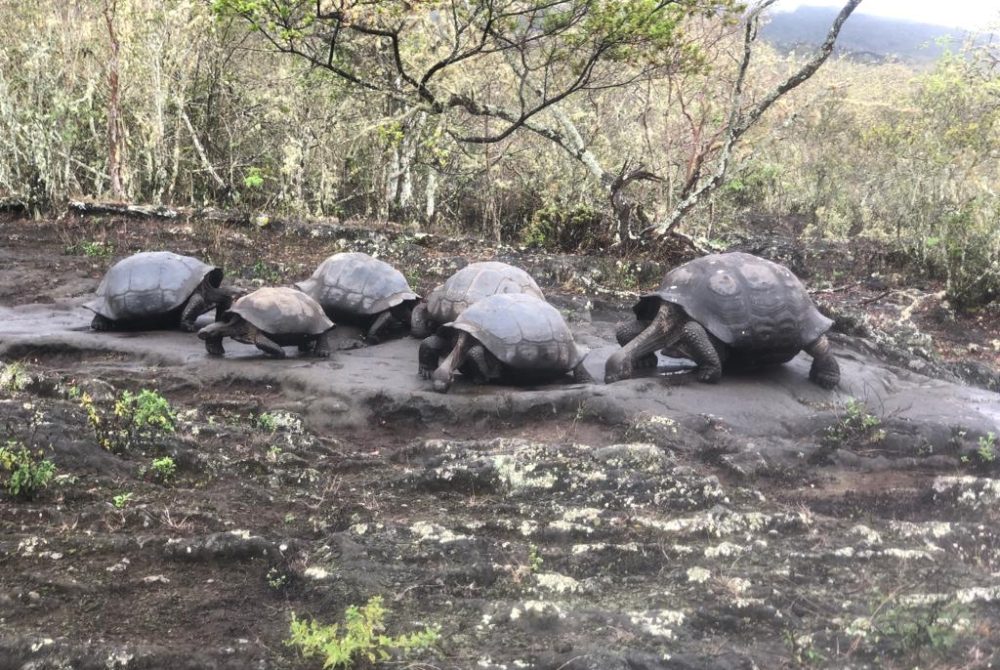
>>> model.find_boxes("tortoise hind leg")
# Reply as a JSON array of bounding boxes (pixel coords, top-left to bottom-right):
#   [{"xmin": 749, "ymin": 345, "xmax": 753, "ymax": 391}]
[
  {"xmin": 91, "ymin": 314, "xmax": 115, "ymax": 331},
  {"xmin": 805, "ymin": 335, "xmax": 839, "ymax": 389},
  {"xmin": 253, "ymin": 332, "xmax": 287, "ymax": 358},
  {"xmin": 464, "ymin": 344, "xmax": 501, "ymax": 385}
]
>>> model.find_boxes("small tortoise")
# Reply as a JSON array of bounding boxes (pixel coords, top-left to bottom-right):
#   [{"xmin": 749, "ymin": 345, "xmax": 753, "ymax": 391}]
[
  {"xmin": 422, "ymin": 293, "xmax": 591, "ymax": 393},
  {"xmin": 86, "ymin": 251, "xmax": 230, "ymax": 331},
  {"xmin": 295, "ymin": 252, "xmax": 419, "ymax": 342},
  {"xmin": 605, "ymin": 252, "xmax": 839, "ymax": 388},
  {"xmin": 197, "ymin": 287, "xmax": 335, "ymax": 358},
  {"xmin": 410, "ymin": 261, "xmax": 544, "ymax": 339}
]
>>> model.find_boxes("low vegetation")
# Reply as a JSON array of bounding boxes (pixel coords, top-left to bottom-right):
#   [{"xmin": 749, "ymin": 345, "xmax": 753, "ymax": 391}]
[{"xmin": 286, "ymin": 596, "xmax": 440, "ymax": 668}]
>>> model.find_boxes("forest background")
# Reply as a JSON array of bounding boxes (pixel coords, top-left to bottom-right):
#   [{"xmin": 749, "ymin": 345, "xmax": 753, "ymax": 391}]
[{"xmin": 0, "ymin": 0, "xmax": 997, "ymax": 309}]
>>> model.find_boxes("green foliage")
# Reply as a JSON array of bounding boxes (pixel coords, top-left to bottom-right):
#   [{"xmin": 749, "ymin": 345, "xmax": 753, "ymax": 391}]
[
  {"xmin": 257, "ymin": 412, "xmax": 278, "ymax": 432},
  {"xmin": 243, "ymin": 166, "xmax": 265, "ymax": 190},
  {"xmin": 976, "ymin": 432, "xmax": 997, "ymax": 464},
  {"xmin": 866, "ymin": 597, "xmax": 971, "ymax": 659},
  {"xmin": 286, "ymin": 596, "xmax": 440, "ymax": 668},
  {"xmin": 112, "ymin": 491, "xmax": 134, "ymax": 509},
  {"xmin": 148, "ymin": 456, "xmax": 177, "ymax": 483},
  {"xmin": 824, "ymin": 398, "xmax": 885, "ymax": 448},
  {"xmin": 75, "ymin": 387, "xmax": 176, "ymax": 454},
  {"xmin": 0, "ymin": 361, "xmax": 30, "ymax": 395},
  {"xmin": 65, "ymin": 241, "xmax": 114, "ymax": 258},
  {"xmin": 522, "ymin": 203, "xmax": 608, "ymax": 252},
  {"xmin": 0, "ymin": 441, "xmax": 56, "ymax": 500},
  {"xmin": 528, "ymin": 544, "xmax": 544, "ymax": 573}
]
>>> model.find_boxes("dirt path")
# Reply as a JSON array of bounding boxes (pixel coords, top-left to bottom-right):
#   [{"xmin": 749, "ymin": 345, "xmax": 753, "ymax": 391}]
[{"xmin": 1, "ymin": 216, "xmax": 999, "ymax": 669}]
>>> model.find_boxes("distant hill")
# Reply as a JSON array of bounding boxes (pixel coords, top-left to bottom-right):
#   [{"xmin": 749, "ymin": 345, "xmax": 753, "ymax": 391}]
[{"xmin": 761, "ymin": 6, "xmax": 979, "ymax": 65}]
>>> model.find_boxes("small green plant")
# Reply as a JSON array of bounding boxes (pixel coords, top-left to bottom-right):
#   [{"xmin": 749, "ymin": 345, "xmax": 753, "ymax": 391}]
[
  {"xmin": 246, "ymin": 260, "xmax": 283, "ymax": 283},
  {"xmin": 977, "ymin": 432, "xmax": 997, "ymax": 463},
  {"xmin": 0, "ymin": 441, "xmax": 56, "ymax": 500},
  {"xmin": 112, "ymin": 492, "xmax": 133, "ymax": 509},
  {"xmin": 528, "ymin": 544, "xmax": 544, "ymax": 573},
  {"xmin": 825, "ymin": 398, "xmax": 886, "ymax": 447},
  {"xmin": 0, "ymin": 361, "xmax": 30, "ymax": 395},
  {"xmin": 148, "ymin": 456, "xmax": 176, "ymax": 483},
  {"xmin": 267, "ymin": 567, "xmax": 290, "ymax": 590},
  {"xmin": 243, "ymin": 166, "xmax": 265, "ymax": 190},
  {"xmin": 66, "ymin": 241, "xmax": 113, "ymax": 258},
  {"xmin": 75, "ymin": 387, "xmax": 176, "ymax": 454},
  {"xmin": 257, "ymin": 412, "xmax": 278, "ymax": 432},
  {"xmin": 867, "ymin": 597, "xmax": 970, "ymax": 658},
  {"xmin": 286, "ymin": 596, "xmax": 440, "ymax": 668}
]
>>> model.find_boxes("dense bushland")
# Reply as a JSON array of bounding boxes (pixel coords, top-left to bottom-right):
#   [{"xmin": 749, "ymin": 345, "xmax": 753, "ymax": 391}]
[{"xmin": 0, "ymin": 1, "xmax": 996, "ymax": 307}]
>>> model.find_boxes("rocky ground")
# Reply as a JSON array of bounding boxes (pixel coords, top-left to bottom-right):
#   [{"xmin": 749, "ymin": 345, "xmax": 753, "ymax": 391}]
[{"xmin": 1, "ymin": 213, "xmax": 999, "ymax": 669}]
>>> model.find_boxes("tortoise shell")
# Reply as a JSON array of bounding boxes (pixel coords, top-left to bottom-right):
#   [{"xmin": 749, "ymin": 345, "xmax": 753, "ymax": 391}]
[
  {"xmin": 635, "ymin": 252, "xmax": 832, "ymax": 352},
  {"xmin": 426, "ymin": 262, "xmax": 544, "ymax": 325},
  {"xmin": 295, "ymin": 252, "xmax": 418, "ymax": 317},
  {"xmin": 86, "ymin": 251, "xmax": 221, "ymax": 321},
  {"xmin": 227, "ymin": 287, "xmax": 333, "ymax": 336},
  {"xmin": 445, "ymin": 293, "xmax": 584, "ymax": 372}
]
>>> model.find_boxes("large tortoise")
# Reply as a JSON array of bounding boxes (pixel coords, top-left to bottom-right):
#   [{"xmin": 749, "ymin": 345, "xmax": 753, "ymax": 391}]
[
  {"xmin": 605, "ymin": 252, "xmax": 839, "ymax": 388},
  {"xmin": 422, "ymin": 293, "xmax": 591, "ymax": 393},
  {"xmin": 295, "ymin": 252, "xmax": 419, "ymax": 342},
  {"xmin": 197, "ymin": 287, "xmax": 334, "ymax": 358},
  {"xmin": 86, "ymin": 251, "xmax": 230, "ymax": 331},
  {"xmin": 410, "ymin": 261, "xmax": 544, "ymax": 338}
]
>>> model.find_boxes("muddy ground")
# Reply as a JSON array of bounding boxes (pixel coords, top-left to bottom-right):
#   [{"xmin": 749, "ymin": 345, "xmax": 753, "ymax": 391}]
[{"xmin": 1, "ymin": 213, "xmax": 999, "ymax": 669}]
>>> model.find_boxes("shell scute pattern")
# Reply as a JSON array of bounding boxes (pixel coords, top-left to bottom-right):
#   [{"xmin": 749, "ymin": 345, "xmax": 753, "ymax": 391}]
[
  {"xmin": 88, "ymin": 251, "xmax": 218, "ymax": 320},
  {"xmin": 428, "ymin": 262, "xmax": 544, "ymax": 325},
  {"xmin": 229, "ymin": 287, "xmax": 333, "ymax": 336},
  {"xmin": 296, "ymin": 252, "xmax": 417, "ymax": 316},
  {"xmin": 640, "ymin": 252, "xmax": 831, "ymax": 352},
  {"xmin": 448, "ymin": 293, "xmax": 583, "ymax": 371}
]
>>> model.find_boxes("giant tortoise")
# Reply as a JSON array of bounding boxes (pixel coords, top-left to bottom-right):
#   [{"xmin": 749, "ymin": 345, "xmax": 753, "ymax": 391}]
[
  {"xmin": 605, "ymin": 252, "xmax": 839, "ymax": 388},
  {"xmin": 197, "ymin": 287, "xmax": 334, "ymax": 358},
  {"xmin": 410, "ymin": 261, "xmax": 544, "ymax": 338},
  {"xmin": 86, "ymin": 251, "xmax": 230, "ymax": 331},
  {"xmin": 422, "ymin": 292, "xmax": 590, "ymax": 393},
  {"xmin": 295, "ymin": 252, "xmax": 419, "ymax": 343}
]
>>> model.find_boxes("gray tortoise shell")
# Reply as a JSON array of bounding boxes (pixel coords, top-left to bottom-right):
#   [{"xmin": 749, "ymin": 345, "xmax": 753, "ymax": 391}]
[
  {"xmin": 635, "ymin": 252, "xmax": 832, "ymax": 351},
  {"xmin": 295, "ymin": 252, "xmax": 418, "ymax": 316},
  {"xmin": 446, "ymin": 293, "xmax": 584, "ymax": 372},
  {"xmin": 86, "ymin": 251, "xmax": 221, "ymax": 321},
  {"xmin": 227, "ymin": 287, "xmax": 333, "ymax": 336},
  {"xmin": 427, "ymin": 261, "xmax": 544, "ymax": 325}
]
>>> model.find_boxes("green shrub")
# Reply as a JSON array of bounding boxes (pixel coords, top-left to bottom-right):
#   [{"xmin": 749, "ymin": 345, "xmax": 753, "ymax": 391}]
[
  {"xmin": 75, "ymin": 387, "xmax": 176, "ymax": 454},
  {"xmin": 287, "ymin": 596, "xmax": 439, "ymax": 668},
  {"xmin": 0, "ymin": 442, "xmax": 56, "ymax": 500},
  {"xmin": 148, "ymin": 456, "xmax": 177, "ymax": 484},
  {"xmin": 522, "ymin": 203, "xmax": 608, "ymax": 252},
  {"xmin": 0, "ymin": 361, "xmax": 30, "ymax": 395}
]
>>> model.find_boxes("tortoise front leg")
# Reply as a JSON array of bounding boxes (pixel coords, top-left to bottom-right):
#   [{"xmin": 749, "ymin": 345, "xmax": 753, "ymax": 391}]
[
  {"xmin": 418, "ymin": 333, "xmax": 448, "ymax": 379},
  {"xmin": 312, "ymin": 331, "xmax": 334, "ymax": 358},
  {"xmin": 431, "ymin": 332, "xmax": 472, "ymax": 393},
  {"xmin": 365, "ymin": 311, "xmax": 393, "ymax": 344},
  {"xmin": 179, "ymin": 293, "xmax": 207, "ymax": 332},
  {"xmin": 677, "ymin": 321, "xmax": 724, "ymax": 383},
  {"xmin": 615, "ymin": 319, "xmax": 656, "ymax": 370},
  {"xmin": 197, "ymin": 321, "xmax": 227, "ymax": 356},
  {"xmin": 410, "ymin": 302, "xmax": 432, "ymax": 338},
  {"xmin": 253, "ymin": 332, "xmax": 287, "ymax": 358},
  {"xmin": 571, "ymin": 361, "xmax": 594, "ymax": 383},
  {"xmin": 805, "ymin": 335, "xmax": 839, "ymax": 389},
  {"xmin": 605, "ymin": 303, "xmax": 682, "ymax": 383}
]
